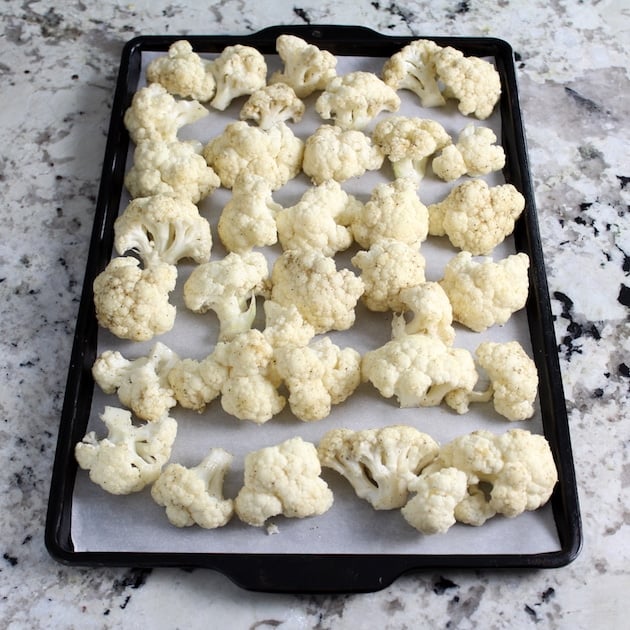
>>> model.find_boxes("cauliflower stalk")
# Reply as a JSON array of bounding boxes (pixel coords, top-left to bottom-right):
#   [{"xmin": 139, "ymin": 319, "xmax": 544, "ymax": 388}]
[
  {"xmin": 75, "ymin": 406, "xmax": 177, "ymax": 495},
  {"xmin": 151, "ymin": 448, "xmax": 234, "ymax": 529},
  {"xmin": 240, "ymin": 83, "xmax": 305, "ymax": 130},
  {"xmin": 234, "ymin": 437, "xmax": 333, "ymax": 527}
]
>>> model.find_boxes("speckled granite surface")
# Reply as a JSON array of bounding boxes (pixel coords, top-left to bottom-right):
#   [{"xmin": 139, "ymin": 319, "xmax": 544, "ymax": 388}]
[{"xmin": 1, "ymin": 0, "xmax": 628, "ymax": 627}]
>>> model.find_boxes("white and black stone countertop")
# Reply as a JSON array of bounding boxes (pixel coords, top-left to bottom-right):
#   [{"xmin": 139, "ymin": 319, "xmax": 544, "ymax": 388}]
[{"xmin": 1, "ymin": 0, "xmax": 628, "ymax": 627}]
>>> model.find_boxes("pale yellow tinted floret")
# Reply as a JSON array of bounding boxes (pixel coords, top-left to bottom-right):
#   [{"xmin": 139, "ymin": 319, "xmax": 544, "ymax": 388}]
[
  {"xmin": 315, "ymin": 71, "xmax": 401, "ymax": 130},
  {"xmin": 93, "ymin": 257, "xmax": 177, "ymax": 342},
  {"xmin": 270, "ymin": 34, "xmax": 337, "ymax": 98},
  {"xmin": 234, "ymin": 437, "xmax": 333, "ymax": 527},
  {"xmin": 439, "ymin": 251, "xmax": 530, "ymax": 332},
  {"xmin": 239, "ymin": 82, "xmax": 305, "ymax": 130},
  {"xmin": 146, "ymin": 40, "xmax": 216, "ymax": 102},
  {"xmin": 318, "ymin": 425, "xmax": 440, "ymax": 510},
  {"xmin": 262, "ymin": 300, "xmax": 316, "ymax": 351}
]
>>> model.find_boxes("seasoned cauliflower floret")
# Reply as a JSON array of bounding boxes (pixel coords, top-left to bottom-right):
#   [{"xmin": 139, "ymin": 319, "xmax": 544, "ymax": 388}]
[
  {"xmin": 124, "ymin": 139, "xmax": 220, "ymax": 203},
  {"xmin": 240, "ymin": 83, "xmax": 305, "ymax": 130},
  {"xmin": 146, "ymin": 39, "xmax": 216, "ymax": 102},
  {"xmin": 234, "ymin": 437, "xmax": 334, "ymax": 527},
  {"xmin": 274, "ymin": 337, "xmax": 361, "ymax": 422},
  {"xmin": 151, "ymin": 448, "xmax": 234, "ymax": 529},
  {"xmin": 315, "ymin": 71, "xmax": 400, "ymax": 130},
  {"xmin": 351, "ymin": 239, "xmax": 426, "ymax": 312},
  {"xmin": 270, "ymin": 34, "xmax": 338, "ymax": 98},
  {"xmin": 262, "ymin": 300, "xmax": 316, "ymax": 351},
  {"xmin": 428, "ymin": 179, "xmax": 526, "ymax": 255},
  {"xmin": 74, "ymin": 406, "xmax": 177, "ymax": 495},
  {"xmin": 93, "ymin": 257, "xmax": 177, "ymax": 342},
  {"xmin": 302, "ymin": 124, "xmax": 384, "ymax": 185},
  {"xmin": 92, "ymin": 342, "xmax": 179, "ymax": 422},
  {"xmin": 439, "ymin": 251, "xmax": 530, "ymax": 332},
  {"xmin": 271, "ymin": 248, "xmax": 365, "ymax": 334},
  {"xmin": 318, "ymin": 425, "xmax": 440, "ymax": 510}
]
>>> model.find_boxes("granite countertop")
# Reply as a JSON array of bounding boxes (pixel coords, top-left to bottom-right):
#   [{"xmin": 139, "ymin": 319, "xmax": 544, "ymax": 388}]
[{"xmin": 1, "ymin": 0, "xmax": 628, "ymax": 627}]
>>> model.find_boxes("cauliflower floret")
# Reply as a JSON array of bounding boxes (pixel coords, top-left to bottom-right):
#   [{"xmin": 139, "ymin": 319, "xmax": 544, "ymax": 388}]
[
  {"xmin": 114, "ymin": 194, "xmax": 213, "ymax": 266},
  {"xmin": 269, "ymin": 34, "xmax": 338, "ymax": 98},
  {"xmin": 92, "ymin": 342, "xmax": 179, "ymax": 422},
  {"xmin": 350, "ymin": 177, "xmax": 429, "ymax": 249},
  {"xmin": 434, "ymin": 46, "xmax": 502, "ymax": 120},
  {"xmin": 318, "ymin": 425, "xmax": 440, "ymax": 510},
  {"xmin": 475, "ymin": 341, "xmax": 539, "ymax": 421},
  {"xmin": 74, "ymin": 406, "xmax": 177, "ymax": 495},
  {"xmin": 167, "ymin": 353, "xmax": 228, "ymax": 413},
  {"xmin": 351, "ymin": 239, "xmax": 426, "ymax": 312},
  {"xmin": 217, "ymin": 172, "xmax": 281, "ymax": 254},
  {"xmin": 372, "ymin": 116, "xmax": 451, "ymax": 184},
  {"xmin": 214, "ymin": 330, "xmax": 286, "ymax": 423},
  {"xmin": 391, "ymin": 282, "xmax": 455, "ymax": 346},
  {"xmin": 234, "ymin": 436, "xmax": 333, "ymax": 527},
  {"xmin": 362, "ymin": 333, "xmax": 478, "ymax": 411},
  {"xmin": 146, "ymin": 40, "xmax": 216, "ymax": 102},
  {"xmin": 274, "ymin": 337, "xmax": 361, "ymax": 422},
  {"xmin": 432, "ymin": 124, "xmax": 506, "ymax": 182},
  {"xmin": 302, "ymin": 124, "xmax": 384, "ymax": 185},
  {"xmin": 401, "ymin": 467, "xmax": 468, "ymax": 534},
  {"xmin": 124, "ymin": 140, "xmax": 220, "ymax": 203},
  {"xmin": 382, "ymin": 39, "xmax": 446, "ymax": 108},
  {"xmin": 203, "ymin": 120, "xmax": 304, "ymax": 190},
  {"xmin": 240, "ymin": 83, "xmax": 305, "ymax": 130},
  {"xmin": 270, "ymin": 248, "xmax": 364, "ymax": 334},
  {"xmin": 315, "ymin": 71, "xmax": 401, "ymax": 130},
  {"xmin": 208, "ymin": 44, "xmax": 267, "ymax": 111},
  {"xmin": 93, "ymin": 257, "xmax": 177, "ymax": 341},
  {"xmin": 151, "ymin": 448, "xmax": 234, "ymax": 528},
  {"xmin": 275, "ymin": 180, "xmax": 361, "ymax": 256},
  {"xmin": 183, "ymin": 251, "xmax": 269, "ymax": 341},
  {"xmin": 262, "ymin": 300, "xmax": 316, "ymax": 350},
  {"xmin": 428, "ymin": 179, "xmax": 526, "ymax": 255},
  {"xmin": 123, "ymin": 83, "xmax": 208, "ymax": 144},
  {"xmin": 439, "ymin": 251, "xmax": 530, "ymax": 332}
]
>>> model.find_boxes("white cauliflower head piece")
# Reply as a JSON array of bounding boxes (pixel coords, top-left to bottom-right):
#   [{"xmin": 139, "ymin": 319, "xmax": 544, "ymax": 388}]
[
  {"xmin": 262, "ymin": 300, "xmax": 316, "ymax": 350},
  {"xmin": 74, "ymin": 406, "xmax": 177, "ymax": 495},
  {"xmin": 240, "ymin": 82, "xmax": 305, "ymax": 130},
  {"xmin": 234, "ymin": 437, "xmax": 333, "ymax": 527}
]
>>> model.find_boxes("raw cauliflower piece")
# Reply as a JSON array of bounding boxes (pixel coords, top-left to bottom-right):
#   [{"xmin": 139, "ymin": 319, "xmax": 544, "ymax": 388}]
[
  {"xmin": 432, "ymin": 124, "xmax": 506, "ymax": 182},
  {"xmin": 124, "ymin": 139, "xmax": 220, "ymax": 203},
  {"xmin": 350, "ymin": 177, "xmax": 429, "ymax": 249},
  {"xmin": 93, "ymin": 256, "xmax": 177, "ymax": 341},
  {"xmin": 318, "ymin": 425, "xmax": 439, "ymax": 510},
  {"xmin": 401, "ymin": 467, "xmax": 468, "ymax": 534},
  {"xmin": 92, "ymin": 342, "xmax": 179, "ymax": 422},
  {"xmin": 208, "ymin": 44, "xmax": 267, "ymax": 111},
  {"xmin": 203, "ymin": 120, "xmax": 304, "ymax": 190},
  {"xmin": 439, "ymin": 251, "xmax": 530, "ymax": 332},
  {"xmin": 114, "ymin": 194, "xmax": 213, "ymax": 266},
  {"xmin": 123, "ymin": 83, "xmax": 208, "ymax": 144},
  {"xmin": 269, "ymin": 34, "xmax": 338, "ymax": 98},
  {"xmin": 262, "ymin": 300, "xmax": 315, "ymax": 350},
  {"xmin": 274, "ymin": 337, "xmax": 361, "ymax": 422},
  {"xmin": 302, "ymin": 124, "xmax": 384, "ymax": 185},
  {"xmin": 240, "ymin": 83, "xmax": 305, "ymax": 130},
  {"xmin": 361, "ymin": 332, "xmax": 478, "ymax": 412},
  {"xmin": 434, "ymin": 46, "xmax": 502, "ymax": 120},
  {"xmin": 183, "ymin": 251, "xmax": 269, "ymax": 341},
  {"xmin": 270, "ymin": 248, "xmax": 365, "ymax": 334},
  {"xmin": 217, "ymin": 172, "xmax": 281, "ymax": 254},
  {"xmin": 74, "ymin": 406, "xmax": 177, "ymax": 495},
  {"xmin": 275, "ymin": 180, "xmax": 360, "ymax": 256},
  {"xmin": 391, "ymin": 282, "xmax": 455, "ymax": 346},
  {"xmin": 315, "ymin": 71, "xmax": 400, "ymax": 130},
  {"xmin": 214, "ymin": 330, "xmax": 286, "ymax": 423},
  {"xmin": 428, "ymin": 179, "xmax": 526, "ymax": 255},
  {"xmin": 372, "ymin": 116, "xmax": 451, "ymax": 184},
  {"xmin": 146, "ymin": 39, "xmax": 216, "ymax": 102},
  {"xmin": 234, "ymin": 436, "xmax": 333, "ymax": 527},
  {"xmin": 382, "ymin": 39, "xmax": 446, "ymax": 108},
  {"xmin": 351, "ymin": 239, "xmax": 426, "ymax": 312},
  {"xmin": 151, "ymin": 448, "xmax": 234, "ymax": 529}
]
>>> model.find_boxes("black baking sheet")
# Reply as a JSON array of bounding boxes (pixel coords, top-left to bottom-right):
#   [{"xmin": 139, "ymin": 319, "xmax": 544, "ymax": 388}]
[{"xmin": 45, "ymin": 25, "xmax": 581, "ymax": 593}]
